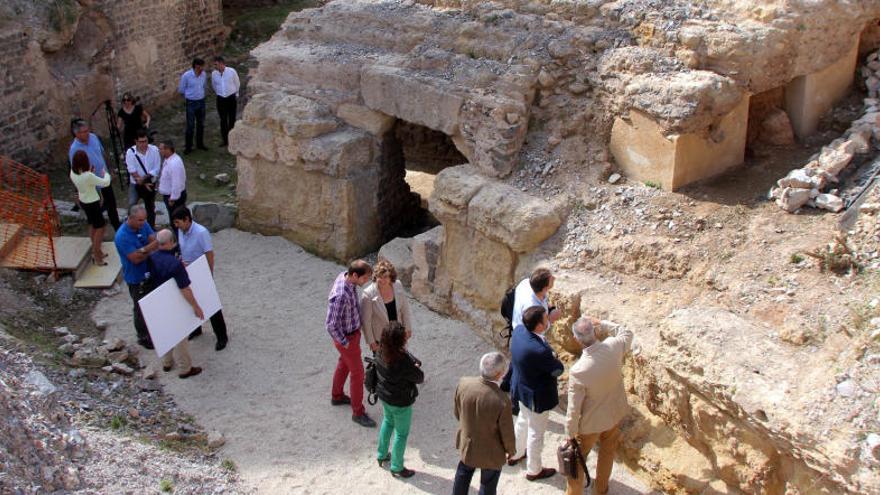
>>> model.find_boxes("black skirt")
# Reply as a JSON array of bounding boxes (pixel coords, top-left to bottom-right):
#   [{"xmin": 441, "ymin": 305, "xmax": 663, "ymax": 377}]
[{"xmin": 80, "ymin": 199, "xmax": 106, "ymax": 228}]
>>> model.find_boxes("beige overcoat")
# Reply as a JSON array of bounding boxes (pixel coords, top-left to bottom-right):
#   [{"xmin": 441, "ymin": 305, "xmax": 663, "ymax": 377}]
[
  {"xmin": 565, "ymin": 326, "xmax": 634, "ymax": 437},
  {"xmin": 359, "ymin": 280, "xmax": 413, "ymax": 348}
]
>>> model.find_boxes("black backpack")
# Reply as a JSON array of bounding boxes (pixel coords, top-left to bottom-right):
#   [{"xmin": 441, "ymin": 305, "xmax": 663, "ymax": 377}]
[
  {"xmin": 364, "ymin": 356, "xmax": 379, "ymax": 405},
  {"xmin": 499, "ymin": 286, "xmax": 516, "ymax": 344}
]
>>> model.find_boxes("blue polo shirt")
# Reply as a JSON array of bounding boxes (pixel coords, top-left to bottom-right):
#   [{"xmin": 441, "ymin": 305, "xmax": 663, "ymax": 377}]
[
  {"xmin": 69, "ymin": 134, "xmax": 108, "ymax": 187},
  {"xmin": 148, "ymin": 250, "xmax": 191, "ymax": 289},
  {"xmin": 115, "ymin": 222, "xmax": 156, "ymax": 284}
]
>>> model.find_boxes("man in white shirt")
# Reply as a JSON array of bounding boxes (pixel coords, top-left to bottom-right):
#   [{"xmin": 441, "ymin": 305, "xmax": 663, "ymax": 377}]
[
  {"xmin": 211, "ymin": 55, "xmax": 240, "ymax": 147},
  {"xmin": 158, "ymin": 140, "xmax": 187, "ymax": 216},
  {"xmin": 125, "ymin": 129, "xmax": 161, "ymax": 228},
  {"xmin": 511, "ymin": 268, "xmax": 561, "ymax": 329}
]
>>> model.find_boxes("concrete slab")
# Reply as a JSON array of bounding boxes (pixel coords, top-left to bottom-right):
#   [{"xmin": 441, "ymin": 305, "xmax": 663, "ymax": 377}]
[{"xmin": 74, "ymin": 242, "xmax": 121, "ymax": 289}]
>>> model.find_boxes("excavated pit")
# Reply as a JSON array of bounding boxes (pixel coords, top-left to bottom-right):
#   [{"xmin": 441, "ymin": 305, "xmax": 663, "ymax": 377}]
[{"xmin": 230, "ymin": 1, "xmax": 880, "ymax": 492}]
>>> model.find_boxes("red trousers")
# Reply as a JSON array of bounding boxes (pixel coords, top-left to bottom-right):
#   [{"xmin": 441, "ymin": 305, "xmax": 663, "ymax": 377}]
[{"xmin": 331, "ymin": 330, "xmax": 365, "ymax": 416}]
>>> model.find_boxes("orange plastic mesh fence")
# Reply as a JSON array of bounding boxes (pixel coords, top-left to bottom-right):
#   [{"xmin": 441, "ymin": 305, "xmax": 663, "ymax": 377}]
[{"xmin": 0, "ymin": 156, "xmax": 60, "ymax": 270}]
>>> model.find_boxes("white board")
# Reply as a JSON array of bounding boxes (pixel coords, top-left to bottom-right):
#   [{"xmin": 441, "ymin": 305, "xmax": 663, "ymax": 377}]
[{"xmin": 138, "ymin": 255, "xmax": 222, "ymax": 357}]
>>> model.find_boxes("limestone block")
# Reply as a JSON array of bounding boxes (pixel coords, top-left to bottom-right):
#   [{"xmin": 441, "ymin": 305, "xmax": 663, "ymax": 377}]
[
  {"xmin": 245, "ymin": 93, "xmax": 338, "ymax": 138},
  {"xmin": 378, "ymin": 237, "xmax": 414, "ymax": 288},
  {"xmin": 228, "ymin": 123, "xmax": 277, "ymax": 162},
  {"xmin": 337, "ymin": 103, "xmax": 395, "ymax": 136},
  {"xmin": 815, "ymin": 194, "xmax": 844, "ymax": 213},
  {"xmin": 467, "ymin": 182, "xmax": 562, "ymax": 253},
  {"xmin": 847, "ymin": 126, "xmax": 872, "ymax": 154},
  {"xmin": 817, "ymin": 147, "xmax": 853, "ymax": 176},
  {"xmin": 190, "ymin": 202, "xmax": 238, "ymax": 232},
  {"xmin": 411, "ymin": 226, "xmax": 447, "ymax": 311},
  {"xmin": 610, "ymin": 95, "xmax": 749, "ymax": 191},
  {"xmin": 428, "ymin": 165, "xmax": 487, "ymax": 224},
  {"xmin": 777, "ymin": 169, "xmax": 816, "ymax": 189},
  {"xmin": 759, "ymin": 108, "xmax": 795, "ymax": 146},
  {"xmin": 459, "ymin": 94, "xmax": 529, "ymax": 177},
  {"xmin": 441, "ymin": 223, "xmax": 515, "ymax": 310},
  {"xmin": 775, "ymin": 187, "xmax": 815, "ymax": 212},
  {"xmin": 404, "ymin": 170, "xmax": 436, "ymax": 209},
  {"xmin": 361, "ymin": 65, "xmax": 463, "ymax": 135},
  {"xmin": 300, "ymin": 129, "xmax": 376, "ymax": 179},
  {"xmin": 785, "ymin": 37, "xmax": 859, "ymax": 138}
]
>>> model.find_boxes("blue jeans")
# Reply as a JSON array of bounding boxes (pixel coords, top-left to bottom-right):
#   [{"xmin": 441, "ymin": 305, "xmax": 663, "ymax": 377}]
[
  {"xmin": 185, "ymin": 98, "xmax": 206, "ymax": 151},
  {"xmin": 452, "ymin": 461, "xmax": 501, "ymax": 495}
]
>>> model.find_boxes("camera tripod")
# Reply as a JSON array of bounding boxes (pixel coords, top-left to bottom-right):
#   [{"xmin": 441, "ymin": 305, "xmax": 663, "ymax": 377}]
[{"xmin": 89, "ymin": 99, "xmax": 129, "ymax": 191}]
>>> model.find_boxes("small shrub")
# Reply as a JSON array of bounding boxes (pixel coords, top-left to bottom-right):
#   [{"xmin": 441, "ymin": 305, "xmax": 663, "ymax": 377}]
[
  {"xmin": 643, "ymin": 180, "xmax": 661, "ymax": 189},
  {"xmin": 109, "ymin": 415, "xmax": 127, "ymax": 431},
  {"xmin": 790, "ymin": 253, "xmax": 804, "ymax": 264},
  {"xmin": 221, "ymin": 459, "xmax": 237, "ymax": 472},
  {"xmin": 159, "ymin": 479, "xmax": 174, "ymax": 493}
]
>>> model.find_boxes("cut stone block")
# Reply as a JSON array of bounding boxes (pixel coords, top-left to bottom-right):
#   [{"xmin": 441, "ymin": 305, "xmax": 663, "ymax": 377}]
[{"xmin": 609, "ymin": 95, "xmax": 749, "ymax": 191}]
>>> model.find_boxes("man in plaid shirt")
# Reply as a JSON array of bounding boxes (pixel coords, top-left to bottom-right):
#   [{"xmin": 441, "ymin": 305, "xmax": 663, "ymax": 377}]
[{"xmin": 327, "ymin": 259, "xmax": 376, "ymax": 427}]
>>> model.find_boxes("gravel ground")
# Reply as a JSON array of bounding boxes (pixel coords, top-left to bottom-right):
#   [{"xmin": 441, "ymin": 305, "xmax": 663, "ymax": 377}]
[{"xmin": 96, "ymin": 229, "xmax": 659, "ymax": 494}]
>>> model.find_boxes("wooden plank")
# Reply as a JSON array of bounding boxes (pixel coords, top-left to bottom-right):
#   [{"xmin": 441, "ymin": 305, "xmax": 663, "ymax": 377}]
[
  {"xmin": 74, "ymin": 242, "xmax": 121, "ymax": 289},
  {"xmin": 0, "ymin": 223, "xmax": 23, "ymax": 260}
]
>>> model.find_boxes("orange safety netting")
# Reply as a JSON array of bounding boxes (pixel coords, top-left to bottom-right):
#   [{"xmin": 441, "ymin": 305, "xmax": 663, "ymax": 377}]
[{"xmin": 0, "ymin": 156, "xmax": 60, "ymax": 271}]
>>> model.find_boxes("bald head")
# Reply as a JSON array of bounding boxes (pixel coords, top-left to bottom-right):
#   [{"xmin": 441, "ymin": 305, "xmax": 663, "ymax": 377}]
[{"xmin": 156, "ymin": 229, "xmax": 175, "ymax": 250}]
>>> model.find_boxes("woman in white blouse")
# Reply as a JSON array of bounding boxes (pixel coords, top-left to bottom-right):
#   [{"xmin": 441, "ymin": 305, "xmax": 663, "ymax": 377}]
[{"xmin": 360, "ymin": 259, "xmax": 413, "ymax": 353}]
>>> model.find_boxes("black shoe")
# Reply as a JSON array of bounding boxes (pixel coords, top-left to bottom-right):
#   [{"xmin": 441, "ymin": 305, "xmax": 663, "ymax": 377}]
[
  {"xmin": 331, "ymin": 395, "xmax": 351, "ymax": 406},
  {"xmin": 184, "ymin": 148, "xmax": 193, "ymax": 155},
  {"xmin": 352, "ymin": 414, "xmax": 376, "ymax": 428},
  {"xmin": 391, "ymin": 468, "xmax": 415, "ymax": 478},
  {"xmin": 188, "ymin": 328, "xmax": 203, "ymax": 340},
  {"xmin": 163, "ymin": 365, "xmax": 172, "ymax": 372},
  {"xmin": 138, "ymin": 339, "xmax": 154, "ymax": 350},
  {"xmin": 377, "ymin": 453, "xmax": 390, "ymax": 467},
  {"xmin": 197, "ymin": 145, "xmax": 209, "ymax": 151},
  {"xmin": 507, "ymin": 454, "xmax": 526, "ymax": 466},
  {"xmin": 215, "ymin": 339, "xmax": 228, "ymax": 351}
]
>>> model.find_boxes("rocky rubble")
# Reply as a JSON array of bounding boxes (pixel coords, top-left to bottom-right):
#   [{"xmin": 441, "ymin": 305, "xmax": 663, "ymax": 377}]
[{"xmin": 770, "ymin": 49, "xmax": 880, "ymax": 213}]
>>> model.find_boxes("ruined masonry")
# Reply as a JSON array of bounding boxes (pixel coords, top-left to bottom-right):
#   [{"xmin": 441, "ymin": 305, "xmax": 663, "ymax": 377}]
[{"xmin": 230, "ymin": 1, "xmax": 880, "ymax": 493}]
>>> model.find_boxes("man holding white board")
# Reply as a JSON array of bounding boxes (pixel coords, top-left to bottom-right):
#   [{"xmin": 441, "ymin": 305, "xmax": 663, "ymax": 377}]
[{"xmin": 147, "ymin": 229, "xmax": 204, "ymax": 379}]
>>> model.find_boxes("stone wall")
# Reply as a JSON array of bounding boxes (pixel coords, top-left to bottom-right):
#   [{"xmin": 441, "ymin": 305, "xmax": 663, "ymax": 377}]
[{"xmin": 0, "ymin": 0, "xmax": 226, "ymax": 167}]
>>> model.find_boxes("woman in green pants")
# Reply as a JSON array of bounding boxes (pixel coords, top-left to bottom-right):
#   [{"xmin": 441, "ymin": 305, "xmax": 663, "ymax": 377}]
[{"xmin": 375, "ymin": 321, "xmax": 424, "ymax": 478}]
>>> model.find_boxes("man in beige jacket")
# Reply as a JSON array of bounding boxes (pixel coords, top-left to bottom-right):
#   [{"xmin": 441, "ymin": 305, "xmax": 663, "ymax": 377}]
[
  {"xmin": 452, "ymin": 352, "xmax": 516, "ymax": 495},
  {"xmin": 564, "ymin": 317, "xmax": 633, "ymax": 495}
]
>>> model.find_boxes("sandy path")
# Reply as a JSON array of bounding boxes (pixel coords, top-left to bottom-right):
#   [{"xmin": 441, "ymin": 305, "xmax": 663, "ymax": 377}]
[{"xmin": 95, "ymin": 229, "xmax": 658, "ymax": 494}]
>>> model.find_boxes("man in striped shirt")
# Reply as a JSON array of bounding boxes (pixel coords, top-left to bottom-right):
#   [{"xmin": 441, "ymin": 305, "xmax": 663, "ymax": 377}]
[{"xmin": 326, "ymin": 259, "xmax": 375, "ymax": 427}]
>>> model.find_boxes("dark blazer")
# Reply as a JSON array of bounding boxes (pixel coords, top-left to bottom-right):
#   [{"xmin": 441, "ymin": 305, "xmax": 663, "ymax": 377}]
[
  {"xmin": 376, "ymin": 350, "xmax": 424, "ymax": 407},
  {"xmin": 509, "ymin": 324, "xmax": 564, "ymax": 414},
  {"xmin": 454, "ymin": 377, "xmax": 516, "ymax": 469}
]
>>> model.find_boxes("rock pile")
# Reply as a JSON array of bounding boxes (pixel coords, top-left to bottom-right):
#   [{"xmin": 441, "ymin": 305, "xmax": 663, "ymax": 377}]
[{"xmin": 770, "ymin": 49, "xmax": 880, "ymax": 213}]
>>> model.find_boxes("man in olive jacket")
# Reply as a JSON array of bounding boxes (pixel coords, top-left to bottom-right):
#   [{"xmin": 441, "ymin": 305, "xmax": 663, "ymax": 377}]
[{"xmin": 452, "ymin": 352, "xmax": 516, "ymax": 495}]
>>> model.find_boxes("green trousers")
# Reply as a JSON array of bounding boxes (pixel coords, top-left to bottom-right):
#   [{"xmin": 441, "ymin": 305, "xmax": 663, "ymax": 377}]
[{"xmin": 377, "ymin": 402, "xmax": 413, "ymax": 472}]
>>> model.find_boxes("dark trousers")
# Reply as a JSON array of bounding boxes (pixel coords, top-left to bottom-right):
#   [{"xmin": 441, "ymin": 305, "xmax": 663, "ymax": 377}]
[
  {"xmin": 209, "ymin": 309, "xmax": 228, "ymax": 343},
  {"xmin": 163, "ymin": 189, "xmax": 187, "ymax": 218},
  {"xmin": 135, "ymin": 186, "xmax": 157, "ymax": 229},
  {"xmin": 99, "ymin": 186, "xmax": 121, "ymax": 230},
  {"xmin": 185, "ymin": 98, "xmax": 206, "ymax": 151},
  {"xmin": 216, "ymin": 95, "xmax": 237, "ymax": 145},
  {"xmin": 452, "ymin": 461, "xmax": 501, "ymax": 495},
  {"xmin": 127, "ymin": 280, "xmax": 153, "ymax": 344}
]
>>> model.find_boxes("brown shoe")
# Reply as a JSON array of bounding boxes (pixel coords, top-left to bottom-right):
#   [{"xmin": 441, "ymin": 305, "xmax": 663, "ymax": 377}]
[
  {"xmin": 179, "ymin": 367, "xmax": 202, "ymax": 379},
  {"xmin": 507, "ymin": 454, "xmax": 526, "ymax": 466},
  {"xmin": 526, "ymin": 468, "xmax": 556, "ymax": 481}
]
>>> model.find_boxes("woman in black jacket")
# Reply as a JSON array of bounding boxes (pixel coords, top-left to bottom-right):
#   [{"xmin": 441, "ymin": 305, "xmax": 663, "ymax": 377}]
[{"xmin": 375, "ymin": 321, "xmax": 424, "ymax": 478}]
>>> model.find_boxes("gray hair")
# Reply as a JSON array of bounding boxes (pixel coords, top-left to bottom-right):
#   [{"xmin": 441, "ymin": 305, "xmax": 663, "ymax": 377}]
[
  {"xmin": 479, "ymin": 352, "xmax": 508, "ymax": 380},
  {"xmin": 572, "ymin": 317, "xmax": 597, "ymax": 348},
  {"xmin": 129, "ymin": 204, "xmax": 146, "ymax": 217},
  {"xmin": 72, "ymin": 120, "xmax": 89, "ymax": 134},
  {"xmin": 156, "ymin": 229, "xmax": 174, "ymax": 245}
]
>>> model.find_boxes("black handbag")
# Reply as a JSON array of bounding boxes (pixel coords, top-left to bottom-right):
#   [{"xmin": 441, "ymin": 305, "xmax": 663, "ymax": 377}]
[
  {"xmin": 364, "ymin": 355, "xmax": 379, "ymax": 405},
  {"xmin": 557, "ymin": 438, "xmax": 591, "ymax": 485}
]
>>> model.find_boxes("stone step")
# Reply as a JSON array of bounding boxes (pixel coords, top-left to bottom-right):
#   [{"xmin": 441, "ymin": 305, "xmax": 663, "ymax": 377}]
[{"xmin": 74, "ymin": 242, "xmax": 121, "ymax": 289}]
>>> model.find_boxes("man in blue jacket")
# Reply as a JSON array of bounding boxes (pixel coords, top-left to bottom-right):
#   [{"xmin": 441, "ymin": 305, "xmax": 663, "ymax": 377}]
[{"xmin": 508, "ymin": 305, "xmax": 564, "ymax": 481}]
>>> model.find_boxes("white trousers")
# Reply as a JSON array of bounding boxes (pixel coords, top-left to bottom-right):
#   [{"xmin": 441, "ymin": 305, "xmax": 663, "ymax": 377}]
[{"xmin": 514, "ymin": 401, "xmax": 550, "ymax": 476}]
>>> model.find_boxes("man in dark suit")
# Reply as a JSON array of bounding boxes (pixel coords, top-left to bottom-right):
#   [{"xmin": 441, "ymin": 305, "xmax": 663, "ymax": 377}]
[
  {"xmin": 452, "ymin": 352, "xmax": 516, "ymax": 495},
  {"xmin": 508, "ymin": 305, "xmax": 564, "ymax": 481}
]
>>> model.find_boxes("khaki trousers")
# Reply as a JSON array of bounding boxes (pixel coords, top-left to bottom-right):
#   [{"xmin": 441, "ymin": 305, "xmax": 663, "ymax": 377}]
[
  {"xmin": 161, "ymin": 339, "xmax": 192, "ymax": 374},
  {"xmin": 565, "ymin": 424, "xmax": 621, "ymax": 495}
]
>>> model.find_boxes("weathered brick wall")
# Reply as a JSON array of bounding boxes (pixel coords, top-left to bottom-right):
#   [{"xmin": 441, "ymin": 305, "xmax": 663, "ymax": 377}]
[{"xmin": 0, "ymin": 0, "xmax": 226, "ymax": 168}]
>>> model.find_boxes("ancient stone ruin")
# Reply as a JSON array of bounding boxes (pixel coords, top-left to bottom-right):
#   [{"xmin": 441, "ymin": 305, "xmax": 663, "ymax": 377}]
[{"xmin": 230, "ymin": 1, "xmax": 880, "ymax": 493}]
